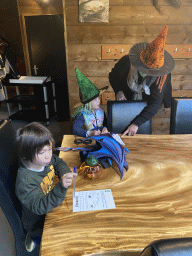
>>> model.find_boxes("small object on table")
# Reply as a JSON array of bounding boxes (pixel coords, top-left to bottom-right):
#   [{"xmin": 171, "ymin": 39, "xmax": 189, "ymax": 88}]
[
  {"xmin": 79, "ymin": 155, "xmax": 103, "ymax": 180},
  {"xmin": 73, "ymin": 166, "xmax": 77, "ymax": 198},
  {"xmin": 73, "ymin": 189, "xmax": 116, "ymax": 213},
  {"xmin": 111, "ymin": 133, "xmax": 125, "ymax": 146}
]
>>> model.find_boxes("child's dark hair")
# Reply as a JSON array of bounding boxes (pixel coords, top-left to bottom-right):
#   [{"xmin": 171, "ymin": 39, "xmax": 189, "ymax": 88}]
[{"xmin": 16, "ymin": 122, "xmax": 55, "ymax": 167}]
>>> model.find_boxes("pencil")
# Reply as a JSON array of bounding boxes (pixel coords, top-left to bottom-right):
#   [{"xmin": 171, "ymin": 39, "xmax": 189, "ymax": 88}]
[{"xmin": 73, "ymin": 166, "xmax": 77, "ymax": 198}]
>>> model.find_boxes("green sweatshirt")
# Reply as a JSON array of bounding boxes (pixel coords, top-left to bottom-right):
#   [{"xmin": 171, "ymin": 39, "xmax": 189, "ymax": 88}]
[{"xmin": 15, "ymin": 154, "xmax": 71, "ymax": 236}]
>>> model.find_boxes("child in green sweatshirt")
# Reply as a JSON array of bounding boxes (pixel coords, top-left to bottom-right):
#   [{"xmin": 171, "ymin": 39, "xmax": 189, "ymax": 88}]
[{"xmin": 15, "ymin": 122, "xmax": 76, "ymax": 252}]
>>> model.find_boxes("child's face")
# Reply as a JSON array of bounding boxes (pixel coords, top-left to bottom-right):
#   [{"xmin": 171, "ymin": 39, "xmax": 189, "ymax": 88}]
[
  {"xmin": 34, "ymin": 143, "xmax": 53, "ymax": 169},
  {"xmin": 91, "ymin": 97, "xmax": 100, "ymax": 111}
]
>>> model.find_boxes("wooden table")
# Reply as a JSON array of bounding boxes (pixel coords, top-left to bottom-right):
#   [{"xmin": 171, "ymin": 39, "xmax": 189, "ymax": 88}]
[{"xmin": 40, "ymin": 135, "xmax": 192, "ymax": 256}]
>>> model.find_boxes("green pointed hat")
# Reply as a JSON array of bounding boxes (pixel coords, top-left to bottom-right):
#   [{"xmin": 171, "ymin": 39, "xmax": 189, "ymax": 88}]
[
  {"xmin": 76, "ymin": 68, "xmax": 100, "ymax": 104},
  {"xmin": 86, "ymin": 155, "xmax": 99, "ymax": 166}
]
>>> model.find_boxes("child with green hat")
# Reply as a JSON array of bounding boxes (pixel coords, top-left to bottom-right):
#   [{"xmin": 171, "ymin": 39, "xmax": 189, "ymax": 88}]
[{"xmin": 73, "ymin": 68, "xmax": 109, "ymax": 137}]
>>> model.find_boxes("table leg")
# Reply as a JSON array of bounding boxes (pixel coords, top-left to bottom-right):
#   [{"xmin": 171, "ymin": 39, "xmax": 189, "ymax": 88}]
[
  {"xmin": 15, "ymin": 86, "xmax": 22, "ymax": 111},
  {"xmin": 3, "ymin": 85, "xmax": 11, "ymax": 118},
  {"xmin": 52, "ymin": 82, "xmax": 57, "ymax": 113},
  {"xmin": 43, "ymin": 86, "xmax": 49, "ymax": 126}
]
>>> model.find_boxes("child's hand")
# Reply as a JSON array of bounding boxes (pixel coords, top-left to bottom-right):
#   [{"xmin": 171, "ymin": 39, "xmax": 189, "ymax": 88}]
[
  {"xmin": 61, "ymin": 172, "xmax": 77, "ymax": 188},
  {"xmin": 93, "ymin": 130, "xmax": 101, "ymax": 135},
  {"xmin": 88, "ymin": 130, "xmax": 101, "ymax": 136},
  {"xmin": 101, "ymin": 127, "xmax": 109, "ymax": 134}
]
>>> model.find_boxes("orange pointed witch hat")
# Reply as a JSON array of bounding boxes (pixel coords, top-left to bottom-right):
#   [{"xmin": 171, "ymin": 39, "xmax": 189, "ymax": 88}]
[
  {"xmin": 129, "ymin": 26, "xmax": 175, "ymax": 76},
  {"xmin": 140, "ymin": 25, "xmax": 167, "ymax": 69}
]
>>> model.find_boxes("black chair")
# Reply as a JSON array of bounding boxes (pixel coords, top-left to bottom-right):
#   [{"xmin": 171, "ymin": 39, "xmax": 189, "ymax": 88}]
[
  {"xmin": 140, "ymin": 237, "xmax": 192, "ymax": 256},
  {"xmin": 170, "ymin": 97, "xmax": 192, "ymax": 134},
  {"xmin": 0, "ymin": 119, "xmax": 40, "ymax": 256},
  {"xmin": 107, "ymin": 101, "xmax": 152, "ymax": 134}
]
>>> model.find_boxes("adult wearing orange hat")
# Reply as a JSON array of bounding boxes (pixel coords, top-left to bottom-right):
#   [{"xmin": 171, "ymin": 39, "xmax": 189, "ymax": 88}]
[{"xmin": 109, "ymin": 26, "xmax": 175, "ymax": 136}]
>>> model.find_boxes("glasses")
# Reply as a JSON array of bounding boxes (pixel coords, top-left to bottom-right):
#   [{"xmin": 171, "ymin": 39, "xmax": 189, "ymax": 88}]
[{"xmin": 74, "ymin": 138, "xmax": 92, "ymax": 145}]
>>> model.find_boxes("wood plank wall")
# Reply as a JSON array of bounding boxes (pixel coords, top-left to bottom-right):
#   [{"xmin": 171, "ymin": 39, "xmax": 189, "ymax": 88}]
[
  {"xmin": 66, "ymin": 0, "xmax": 192, "ymax": 134},
  {"xmin": 17, "ymin": 0, "xmax": 192, "ymax": 134}
]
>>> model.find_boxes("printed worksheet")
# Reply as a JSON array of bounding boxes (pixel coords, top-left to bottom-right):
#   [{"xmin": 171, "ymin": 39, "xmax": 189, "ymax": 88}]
[{"xmin": 73, "ymin": 189, "xmax": 116, "ymax": 212}]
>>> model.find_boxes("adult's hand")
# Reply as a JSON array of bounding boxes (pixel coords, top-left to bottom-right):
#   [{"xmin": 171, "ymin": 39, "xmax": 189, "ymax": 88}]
[
  {"xmin": 121, "ymin": 124, "xmax": 138, "ymax": 137},
  {"xmin": 116, "ymin": 91, "xmax": 127, "ymax": 101}
]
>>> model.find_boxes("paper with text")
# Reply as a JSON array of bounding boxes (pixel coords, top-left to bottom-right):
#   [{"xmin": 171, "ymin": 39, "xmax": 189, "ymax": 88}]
[{"xmin": 73, "ymin": 189, "xmax": 116, "ymax": 212}]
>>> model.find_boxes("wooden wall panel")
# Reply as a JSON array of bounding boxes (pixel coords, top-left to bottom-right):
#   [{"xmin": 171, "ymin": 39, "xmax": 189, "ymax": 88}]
[
  {"xmin": 102, "ymin": 45, "xmax": 192, "ymax": 60},
  {"xmin": 172, "ymin": 90, "xmax": 192, "ymax": 97},
  {"xmin": 111, "ymin": 0, "xmax": 191, "ymax": 5},
  {"xmin": 67, "ymin": 61, "xmax": 113, "ymax": 76},
  {"xmin": 67, "ymin": 25, "xmax": 192, "ymax": 45},
  {"xmin": 68, "ymin": 76, "xmax": 110, "ymax": 94},
  {"xmin": 18, "ymin": 6, "xmax": 62, "ymax": 16},
  {"xmin": 18, "ymin": 0, "xmax": 63, "ymax": 12},
  {"xmin": 68, "ymin": 74, "xmax": 192, "ymax": 94},
  {"xmin": 68, "ymin": 44, "xmax": 102, "ymax": 61},
  {"xmin": 109, "ymin": 6, "xmax": 192, "ymax": 25},
  {"xmin": 66, "ymin": 0, "xmax": 192, "ymax": 134},
  {"xmin": 66, "ymin": 6, "xmax": 192, "ymax": 26},
  {"xmin": 152, "ymin": 117, "xmax": 170, "ymax": 135},
  {"xmin": 68, "ymin": 75, "xmax": 192, "ymax": 91},
  {"xmin": 68, "ymin": 44, "xmax": 192, "ymax": 64},
  {"xmin": 171, "ymin": 75, "xmax": 192, "ymax": 90},
  {"xmin": 66, "ymin": 0, "xmax": 191, "ymax": 7},
  {"xmin": 67, "ymin": 59, "xmax": 192, "ymax": 76},
  {"xmin": 173, "ymin": 59, "xmax": 192, "ymax": 75},
  {"xmin": 17, "ymin": 0, "xmax": 192, "ymax": 134}
]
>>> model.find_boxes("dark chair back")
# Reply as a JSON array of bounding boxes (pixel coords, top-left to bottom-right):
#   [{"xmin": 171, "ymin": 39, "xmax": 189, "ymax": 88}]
[
  {"xmin": 0, "ymin": 120, "xmax": 40, "ymax": 256},
  {"xmin": 170, "ymin": 97, "xmax": 192, "ymax": 134},
  {"xmin": 140, "ymin": 237, "xmax": 192, "ymax": 256},
  {"xmin": 107, "ymin": 101, "xmax": 152, "ymax": 134}
]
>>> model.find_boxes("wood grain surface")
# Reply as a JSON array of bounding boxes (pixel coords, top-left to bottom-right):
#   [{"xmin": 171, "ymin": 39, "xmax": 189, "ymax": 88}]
[{"xmin": 40, "ymin": 135, "xmax": 192, "ymax": 256}]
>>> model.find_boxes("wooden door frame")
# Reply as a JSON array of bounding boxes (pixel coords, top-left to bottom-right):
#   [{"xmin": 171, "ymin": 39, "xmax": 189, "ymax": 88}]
[
  {"xmin": 17, "ymin": 0, "xmax": 68, "ymax": 77},
  {"xmin": 20, "ymin": 14, "xmax": 31, "ymax": 75}
]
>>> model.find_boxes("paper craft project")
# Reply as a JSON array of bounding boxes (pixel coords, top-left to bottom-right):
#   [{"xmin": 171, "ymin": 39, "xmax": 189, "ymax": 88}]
[
  {"xmin": 112, "ymin": 133, "xmax": 125, "ymax": 146},
  {"xmin": 73, "ymin": 189, "xmax": 115, "ymax": 212}
]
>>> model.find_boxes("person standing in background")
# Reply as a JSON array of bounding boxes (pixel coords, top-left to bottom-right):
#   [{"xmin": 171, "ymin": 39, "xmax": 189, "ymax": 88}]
[{"xmin": 109, "ymin": 26, "xmax": 175, "ymax": 136}]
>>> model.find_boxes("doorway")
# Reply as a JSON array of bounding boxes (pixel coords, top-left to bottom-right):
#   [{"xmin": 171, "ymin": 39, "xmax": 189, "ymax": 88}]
[{"xmin": 24, "ymin": 14, "xmax": 69, "ymax": 121}]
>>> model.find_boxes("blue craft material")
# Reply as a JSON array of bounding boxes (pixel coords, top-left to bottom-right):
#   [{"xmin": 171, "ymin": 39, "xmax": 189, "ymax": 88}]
[{"xmin": 87, "ymin": 134, "xmax": 129, "ymax": 179}]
